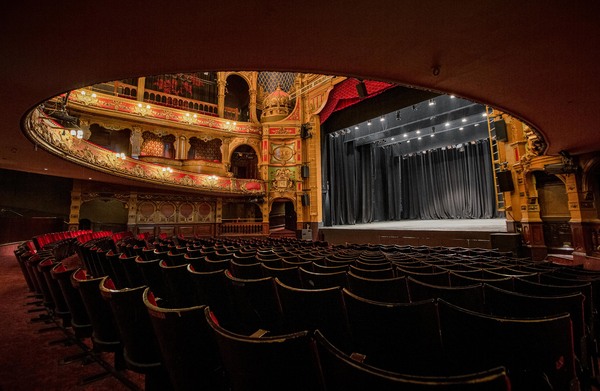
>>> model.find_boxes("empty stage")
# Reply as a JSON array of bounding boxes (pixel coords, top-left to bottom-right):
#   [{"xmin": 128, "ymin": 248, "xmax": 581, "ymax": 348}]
[{"xmin": 320, "ymin": 219, "xmax": 509, "ymax": 249}]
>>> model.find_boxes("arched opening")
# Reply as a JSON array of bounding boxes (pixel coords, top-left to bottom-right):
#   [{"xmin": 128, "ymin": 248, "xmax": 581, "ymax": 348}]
[
  {"xmin": 88, "ymin": 124, "xmax": 131, "ymax": 156},
  {"xmin": 225, "ymin": 74, "xmax": 250, "ymax": 122},
  {"xmin": 269, "ymin": 198, "xmax": 296, "ymax": 234},
  {"xmin": 230, "ymin": 145, "xmax": 258, "ymax": 179},
  {"xmin": 534, "ymin": 171, "xmax": 572, "ymax": 254},
  {"xmin": 79, "ymin": 198, "xmax": 128, "ymax": 232}
]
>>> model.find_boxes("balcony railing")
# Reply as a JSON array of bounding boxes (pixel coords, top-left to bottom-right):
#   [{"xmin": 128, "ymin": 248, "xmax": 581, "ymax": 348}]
[
  {"xmin": 220, "ymin": 222, "xmax": 266, "ymax": 236},
  {"xmin": 89, "ymin": 81, "xmax": 239, "ymax": 119}
]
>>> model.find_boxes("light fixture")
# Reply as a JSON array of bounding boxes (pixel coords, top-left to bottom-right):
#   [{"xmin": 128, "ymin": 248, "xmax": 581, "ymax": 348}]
[
  {"xmin": 162, "ymin": 167, "xmax": 173, "ymax": 173},
  {"xmin": 428, "ymin": 99, "xmax": 435, "ymax": 106},
  {"xmin": 391, "ymin": 137, "xmax": 395, "ymax": 141},
  {"xmin": 380, "ymin": 116, "xmax": 385, "ymax": 122},
  {"xmin": 403, "ymin": 133, "xmax": 408, "ymax": 138},
  {"xmin": 459, "ymin": 127, "xmax": 464, "ymax": 130},
  {"xmin": 418, "ymin": 137, "xmax": 422, "ymax": 140},
  {"xmin": 430, "ymin": 134, "xmax": 435, "ymax": 138},
  {"xmin": 445, "ymin": 122, "xmax": 450, "ymax": 127},
  {"xmin": 450, "ymin": 95, "xmax": 456, "ymax": 99},
  {"xmin": 482, "ymin": 113, "xmax": 487, "ymax": 117},
  {"xmin": 115, "ymin": 152, "xmax": 126, "ymax": 160},
  {"xmin": 76, "ymin": 130, "xmax": 83, "ymax": 139},
  {"xmin": 70, "ymin": 129, "xmax": 77, "ymax": 136},
  {"xmin": 461, "ymin": 118, "xmax": 467, "ymax": 122},
  {"xmin": 354, "ymin": 126, "xmax": 359, "ymax": 130},
  {"xmin": 474, "ymin": 123, "xmax": 479, "ymax": 127},
  {"xmin": 367, "ymin": 121, "xmax": 372, "ymax": 126},
  {"xmin": 407, "ymin": 140, "xmax": 411, "ymax": 143},
  {"xmin": 356, "ymin": 80, "xmax": 368, "ymax": 98},
  {"xmin": 416, "ymin": 130, "xmax": 421, "ymax": 134}
]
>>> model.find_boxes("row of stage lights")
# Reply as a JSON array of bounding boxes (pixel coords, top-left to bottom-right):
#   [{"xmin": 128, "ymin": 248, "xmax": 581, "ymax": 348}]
[{"xmin": 332, "ymin": 111, "xmax": 488, "ymax": 142}]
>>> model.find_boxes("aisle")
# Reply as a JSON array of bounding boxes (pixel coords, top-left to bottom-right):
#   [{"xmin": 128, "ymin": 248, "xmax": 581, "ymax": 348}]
[{"xmin": 0, "ymin": 245, "xmax": 142, "ymax": 391}]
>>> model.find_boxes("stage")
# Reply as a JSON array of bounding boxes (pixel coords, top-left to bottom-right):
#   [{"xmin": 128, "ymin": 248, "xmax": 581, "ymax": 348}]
[{"xmin": 319, "ymin": 218, "xmax": 517, "ymax": 250}]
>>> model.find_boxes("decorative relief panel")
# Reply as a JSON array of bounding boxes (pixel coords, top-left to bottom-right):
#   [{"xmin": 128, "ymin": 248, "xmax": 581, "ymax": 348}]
[
  {"xmin": 270, "ymin": 141, "xmax": 296, "ymax": 165},
  {"xmin": 135, "ymin": 200, "xmax": 215, "ymax": 223}
]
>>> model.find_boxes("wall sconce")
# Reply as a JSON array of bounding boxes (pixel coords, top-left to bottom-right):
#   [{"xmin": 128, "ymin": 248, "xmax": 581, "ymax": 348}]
[
  {"xmin": 135, "ymin": 103, "xmax": 152, "ymax": 116},
  {"xmin": 184, "ymin": 112, "xmax": 198, "ymax": 124},
  {"xmin": 224, "ymin": 121, "xmax": 237, "ymax": 131},
  {"xmin": 68, "ymin": 129, "xmax": 84, "ymax": 139},
  {"xmin": 79, "ymin": 90, "xmax": 98, "ymax": 105},
  {"xmin": 161, "ymin": 167, "xmax": 173, "ymax": 173},
  {"xmin": 115, "ymin": 152, "xmax": 126, "ymax": 160}
]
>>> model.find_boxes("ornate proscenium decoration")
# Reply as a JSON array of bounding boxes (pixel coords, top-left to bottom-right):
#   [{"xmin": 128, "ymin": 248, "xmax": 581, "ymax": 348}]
[
  {"xmin": 544, "ymin": 150, "xmax": 579, "ymax": 175},
  {"xmin": 271, "ymin": 168, "xmax": 295, "ymax": 191}
]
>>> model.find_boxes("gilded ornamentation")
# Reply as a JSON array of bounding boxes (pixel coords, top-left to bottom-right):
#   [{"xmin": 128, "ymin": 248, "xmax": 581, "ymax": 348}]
[
  {"xmin": 270, "ymin": 141, "xmax": 296, "ymax": 164},
  {"xmin": 179, "ymin": 175, "xmax": 195, "ymax": 186},
  {"xmin": 271, "ymin": 168, "xmax": 295, "ymax": 191},
  {"xmin": 26, "ymin": 108, "xmax": 265, "ymax": 195}
]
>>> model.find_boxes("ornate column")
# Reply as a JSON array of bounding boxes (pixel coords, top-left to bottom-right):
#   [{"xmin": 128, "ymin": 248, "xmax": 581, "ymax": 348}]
[
  {"xmin": 564, "ymin": 170, "xmax": 597, "ymax": 259},
  {"xmin": 249, "ymin": 88, "xmax": 258, "ymax": 123},
  {"xmin": 78, "ymin": 118, "xmax": 92, "ymax": 140},
  {"xmin": 127, "ymin": 192, "xmax": 138, "ymax": 232},
  {"xmin": 130, "ymin": 126, "xmax": 143, "ymax": 158},
  {"xmin": 69, "ymin": 180, "xmax": 82, "ymax": 231},
  {"xmin": 512, "ymin": 161, "xmax": 547, "ymax": 260},
  {"xmin": 136, "ymin": 77, "xmax": 146, "ymax": 102},
  {"xmin": 221, "ymin": 137, "xmax": 232, "ymax": 174},
  {"xmin": 215, "ymin": 197, "xmax": 223, "ymax": 236},
  {"xmin": 217, "ymin": 73, "xmax": 227, "ymax": 118},
  {"xmin": 179, "ymin": 135, "xmax": 189, "ymax": 160}
]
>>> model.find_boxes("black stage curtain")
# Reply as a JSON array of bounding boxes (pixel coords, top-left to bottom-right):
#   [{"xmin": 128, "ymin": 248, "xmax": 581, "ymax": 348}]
[{"xmin": 325, "ymin": 137, "xmax": 499, "ymax": 225}]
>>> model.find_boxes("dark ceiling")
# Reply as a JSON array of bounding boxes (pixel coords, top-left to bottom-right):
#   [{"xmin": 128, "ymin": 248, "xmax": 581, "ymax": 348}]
[{"xmin": 1, "ymin": 1, "xmax": 599, "ymax": 188}]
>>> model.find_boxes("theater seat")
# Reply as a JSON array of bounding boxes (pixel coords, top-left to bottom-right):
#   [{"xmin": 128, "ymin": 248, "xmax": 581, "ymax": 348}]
[
  {"xmin": 99, "ymin": 277, "xmax": 170, "ymax": 391},
  {"xmin": 204, "ymin": 307, "xmax": 321, "ymax": 391},
  {"xmin": 314, "ymin": 330, "xmax": 511, "ymax": 390},
  {"xmin": 143, "ymin": 288, "xmax": 224, "ymax": 390}
]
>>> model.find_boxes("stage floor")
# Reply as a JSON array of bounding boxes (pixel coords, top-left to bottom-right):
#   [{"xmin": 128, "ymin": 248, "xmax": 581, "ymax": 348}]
[{"xmin": 322, "ymin": 218, "xmax": 507, "ymax": 232}]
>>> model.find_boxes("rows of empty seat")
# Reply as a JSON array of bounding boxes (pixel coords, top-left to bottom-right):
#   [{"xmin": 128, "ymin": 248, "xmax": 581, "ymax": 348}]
[{"xmin": 13, "ymin": 235, "xmax": 598, "ymax": 390}]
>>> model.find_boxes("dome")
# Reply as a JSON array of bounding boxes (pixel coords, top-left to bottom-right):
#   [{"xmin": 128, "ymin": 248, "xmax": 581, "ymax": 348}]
[{"xmin": 260, "ymin": 85, "xmax": 292, "ymax": 122}]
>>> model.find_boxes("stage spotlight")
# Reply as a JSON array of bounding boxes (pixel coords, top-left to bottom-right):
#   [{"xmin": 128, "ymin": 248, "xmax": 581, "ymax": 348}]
[{"xmin": 356, "ymin": 80, "xmax": 367, "ymax": 98}]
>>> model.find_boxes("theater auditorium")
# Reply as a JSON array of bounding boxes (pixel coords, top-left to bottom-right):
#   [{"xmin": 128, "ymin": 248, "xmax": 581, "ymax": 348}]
[{"xmin": 1, "ymin": 2, "xmax": 600, "ymax": 390}]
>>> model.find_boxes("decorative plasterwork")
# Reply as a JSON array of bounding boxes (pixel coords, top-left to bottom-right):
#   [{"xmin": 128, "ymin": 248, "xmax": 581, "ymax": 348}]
[
  {"xmin": 24, "ymin": 108, "xmax": 265, "ymax": 196},
  {"xmin": 271, "ymin": 167, "xmax": 296, "ymax": 191},
  {"xmin": 68, "ymin": 90, "xmax": 262, "ymax": 135},
  {"xmin": 270, "ymin": 141, "xmax": 296, "ymax": 164}
]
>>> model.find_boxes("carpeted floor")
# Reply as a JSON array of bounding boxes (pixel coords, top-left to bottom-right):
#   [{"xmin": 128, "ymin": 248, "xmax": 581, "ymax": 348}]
[{"xmin": 0, "ymin": 245, "xmax": 144, "ymax": 391}]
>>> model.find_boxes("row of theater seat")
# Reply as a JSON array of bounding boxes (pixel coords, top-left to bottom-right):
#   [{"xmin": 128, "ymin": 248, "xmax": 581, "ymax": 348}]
[{"xmin": 13, "ymin": 235, "xmax": 596, "ymax": 390}]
